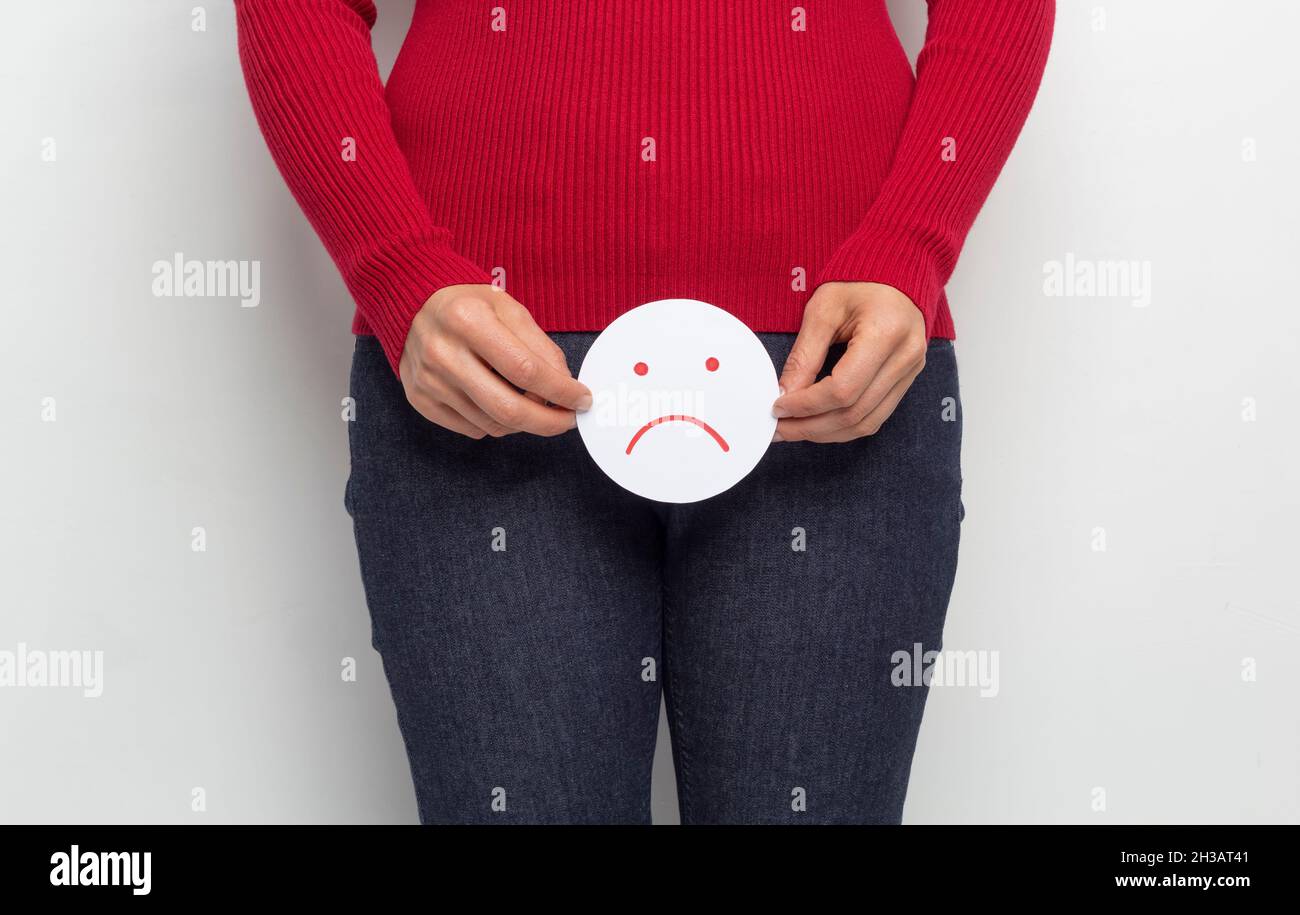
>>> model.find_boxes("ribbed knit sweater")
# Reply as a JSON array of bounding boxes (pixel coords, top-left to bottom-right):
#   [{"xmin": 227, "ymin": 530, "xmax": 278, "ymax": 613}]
[{"xmin": 236, "ymin": 1, "xmax": 1053, "ymax": 375}]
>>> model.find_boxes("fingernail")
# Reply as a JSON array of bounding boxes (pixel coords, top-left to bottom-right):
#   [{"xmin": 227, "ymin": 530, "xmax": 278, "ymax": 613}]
[
  {"xmin": 772, "ymin": 431, "xmax": 784, "ymax": 443},
  {"xmin": 778, "ymin": 385, "xmax": 786, "ymax": 396},
  {"xmin": 576, "ymin": 393, "xmax": 593, "ymax": 412},
  {"xmin": 771, "ymin": 406, "xmax": 788, "ymax": 419}
]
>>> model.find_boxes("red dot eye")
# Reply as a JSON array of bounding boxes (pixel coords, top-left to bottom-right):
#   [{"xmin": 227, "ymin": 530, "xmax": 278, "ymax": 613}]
[
  {"xmin": 633, "ymin": 361, "xmax": 648, "ymax": 376},
  {"xmin": 705, "ymin": 357, "xmax": 720, "ymax": 372}
]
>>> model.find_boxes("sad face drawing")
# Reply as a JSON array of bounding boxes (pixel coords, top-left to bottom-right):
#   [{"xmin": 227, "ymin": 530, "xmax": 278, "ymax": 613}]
[{"xmin": 576, "ymin": 299, "xmax": 780, "ymax": 503}]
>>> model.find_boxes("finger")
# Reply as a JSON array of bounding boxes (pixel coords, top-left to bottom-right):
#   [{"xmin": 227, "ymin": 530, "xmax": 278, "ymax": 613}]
[
  {"xmin": 775, "ymin": 345, "xmax": 919, "ymax": 440},
  {"xmin": 773, "ymin": 331, "xmax": 890, "ymax": 419},
  {"xmin": 820, "ymin": 371, "xmax": 917, "ymax": 442},
  {"xmin": 405, "ymin": 386, "xmax": 490, "ymax": 439},
  {"xmin": 776, "ymin": 308, "xmax": 836, "ymax": 398},
  {"xmin": 464, "ymin": 312, "xmax": 592, "ymax": 412},
  {"xmin": 407, "ymin": 340, "xmax": 515, "ymax": 437},
  {"xmin": 782, "ymin": 365, "xmax": 919, "ymax": 443},
  {"xmin": 426, "ymin": 376, "xmax": 517, "ymax": 437},
  {"xmin": 413, "ymin": 363, "xmax": 520, "ymax": 436},
  {"xmin": 496, "ymin": 299, "xmax": 576, "ymax": 376},
  {"xmin": 497, "ymin": 306, "xmax": 587, "ymax": 409},
  {"xmin": 450, "ymin": 351, "xmax": 578, "ymax": 437}
]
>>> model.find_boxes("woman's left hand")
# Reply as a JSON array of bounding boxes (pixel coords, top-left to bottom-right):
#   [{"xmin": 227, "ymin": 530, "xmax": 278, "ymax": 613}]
[{"xmin": 772, "ymin": 281, "xmax": 928, "ymax": 443}]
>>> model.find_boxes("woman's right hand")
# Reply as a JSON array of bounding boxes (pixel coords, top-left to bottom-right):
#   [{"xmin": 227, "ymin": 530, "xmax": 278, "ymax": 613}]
[{"xmin": 399, "ymin": 284, "xmax": 592, "ymax": 439}]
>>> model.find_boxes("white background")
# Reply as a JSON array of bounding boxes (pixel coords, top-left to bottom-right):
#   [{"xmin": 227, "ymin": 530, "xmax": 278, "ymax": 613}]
[{"xmin": 2, "ymin": 1, "xmax": 1297, "ymax": 824}]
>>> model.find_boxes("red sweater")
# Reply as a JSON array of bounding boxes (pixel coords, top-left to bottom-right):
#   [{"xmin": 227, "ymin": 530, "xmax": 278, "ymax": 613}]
[{"xmin": 236, "ymin": 1, "xmax": 1053, "ymax": 375}]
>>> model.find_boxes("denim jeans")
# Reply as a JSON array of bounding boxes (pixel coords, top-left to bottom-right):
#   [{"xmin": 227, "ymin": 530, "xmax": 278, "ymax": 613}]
[{"xmin": 344, "ymin": 332, "xmax": 963, "ymax": 824}]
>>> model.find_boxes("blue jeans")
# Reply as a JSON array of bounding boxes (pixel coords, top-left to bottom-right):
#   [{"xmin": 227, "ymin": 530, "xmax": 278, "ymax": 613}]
[{"xmin": 344, "ymin": 332, "xmax": 963, "ymax": 824}]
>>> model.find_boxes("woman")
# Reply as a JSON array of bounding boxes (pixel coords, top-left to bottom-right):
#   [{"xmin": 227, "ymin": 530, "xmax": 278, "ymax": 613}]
[{"xmin": 236, "ymin": 0, "xmax": 1053, "ymax": 824}]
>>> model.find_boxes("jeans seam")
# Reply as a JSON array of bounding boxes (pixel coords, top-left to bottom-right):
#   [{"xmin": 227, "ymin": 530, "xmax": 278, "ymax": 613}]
[{"xmin": 663, "ymin": 591, "xmax": 693, "ymax": 823}]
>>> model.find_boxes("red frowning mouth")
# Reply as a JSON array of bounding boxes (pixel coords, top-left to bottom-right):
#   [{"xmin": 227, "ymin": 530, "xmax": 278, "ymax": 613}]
[{"xmin": 625, "ymin": 415, "xmax": 730, "ymax": 455}]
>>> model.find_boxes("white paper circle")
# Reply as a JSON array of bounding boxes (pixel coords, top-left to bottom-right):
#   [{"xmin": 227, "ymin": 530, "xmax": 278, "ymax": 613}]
[{"xmin": 576, "ymin": 298, "xmax": 779, "ymax": 503}]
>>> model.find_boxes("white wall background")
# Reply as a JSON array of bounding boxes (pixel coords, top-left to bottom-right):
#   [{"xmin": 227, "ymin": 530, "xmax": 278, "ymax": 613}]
[{"xmin": 2, "ymin": 1, "xmax": 1296, "ymax": 824}]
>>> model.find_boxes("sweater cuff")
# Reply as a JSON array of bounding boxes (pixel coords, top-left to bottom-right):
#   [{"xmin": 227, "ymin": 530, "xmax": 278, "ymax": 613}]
[
  {"xmin": 345, "ymin": 232, "xmax": 494, "ymax": 376},
  {"xmin": 814, "ymin": 225, "xmax": 947, "ymax": 338}
]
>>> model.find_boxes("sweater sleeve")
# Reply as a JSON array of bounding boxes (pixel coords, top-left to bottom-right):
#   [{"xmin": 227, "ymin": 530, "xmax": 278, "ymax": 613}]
[
  {"xmin": 814, "ymin": 0, "xmax": 1055, "ymax": 335},
  {"xmin": 235, "ymin": 0, "xmax": 493, "ymax": 375}
]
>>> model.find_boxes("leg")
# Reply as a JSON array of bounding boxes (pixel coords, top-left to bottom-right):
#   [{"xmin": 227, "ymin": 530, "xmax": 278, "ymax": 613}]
[
  {"xmin": 661, "ymin": 336, "xmax": 964, "ymax": 824},
  {"xmin": 345, "ymin": 334, "xmax": 663, "ymax": 824}
]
